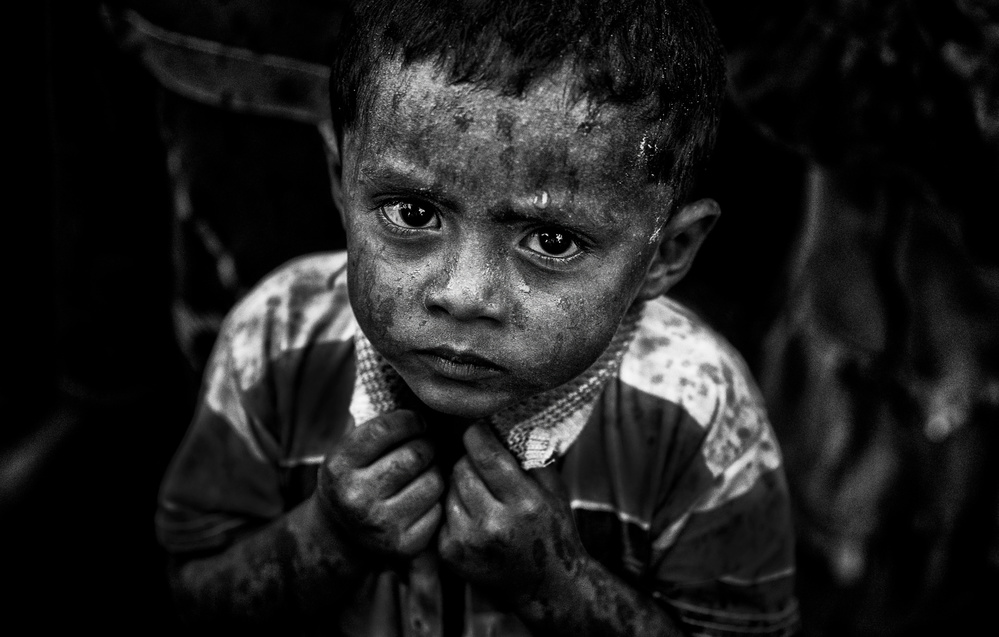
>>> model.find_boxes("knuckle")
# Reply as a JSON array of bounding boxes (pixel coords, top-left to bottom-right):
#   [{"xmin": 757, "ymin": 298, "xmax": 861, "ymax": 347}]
[
  {"xmin": 481, "ymin": 449, "xmax": 504, "ymax": 467},
  {"xmin": 398, "ymin": 445, "xmax": 425, "ymax": 473},
  {"xmin": 339, "ymin": 480, "xmax": 368, "ymax": 511},
  {"xmin": 323, "ymin": 451, "xmax": 350, "ymax": 478},
  {"xmin": 367, "ymin": 503, "xmax": 393, "ymax": 533},
  {"xmin": 481, "ymin": 516, "xmax": 504, "ymax": 538}
]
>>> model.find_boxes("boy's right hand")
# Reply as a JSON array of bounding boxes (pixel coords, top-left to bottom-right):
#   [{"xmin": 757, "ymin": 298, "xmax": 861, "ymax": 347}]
[{"xmin": 315, "ymin": 410, "xmax": 444, "ymax": 560}]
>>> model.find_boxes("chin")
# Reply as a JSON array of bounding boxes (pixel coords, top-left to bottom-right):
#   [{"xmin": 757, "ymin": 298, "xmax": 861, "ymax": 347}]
[{"xmin": 410, "ymin": 381, "xmax": 517, "ymax": 421}]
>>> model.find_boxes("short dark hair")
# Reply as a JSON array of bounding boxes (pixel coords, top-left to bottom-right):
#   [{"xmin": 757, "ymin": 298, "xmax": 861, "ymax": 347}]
[{"xmin": 330, "ymin": 0, "xmax": 726, "ymax": 208}]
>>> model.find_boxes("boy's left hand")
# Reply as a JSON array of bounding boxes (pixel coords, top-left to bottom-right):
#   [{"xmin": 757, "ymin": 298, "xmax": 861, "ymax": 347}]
[{"xmin": 438, "ymin": 423, "xmax": 584, "ymax": 601}]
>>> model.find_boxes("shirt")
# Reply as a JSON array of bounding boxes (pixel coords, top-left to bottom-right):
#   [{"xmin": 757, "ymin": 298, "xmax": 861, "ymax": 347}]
[{"xmin": 156, "ymin": 251, "xmax": 800, "ymax": 636}]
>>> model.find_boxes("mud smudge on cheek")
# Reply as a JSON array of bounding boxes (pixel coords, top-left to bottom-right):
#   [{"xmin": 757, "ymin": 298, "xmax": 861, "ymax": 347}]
[
  {"xmin": 495, "ymin": 111, "xmax": 516, "ymax": 142},
  {"xmin": 509, "ymin": 300, "xmax": 529, "ymax": 331},
  {"xmin": 453, "ymin": 111, "xmax": 475, "ymax": 132},
  {"xmin": 370, "ymin": 294, "xmax": 397, "ymax": 340},
  {"xmin": 349, "ymin": 248, "xmax": 398, "ymax": 341},
  {"xmin": 499, "ymin": 146, "xmax": 517, "ymax": 175}
]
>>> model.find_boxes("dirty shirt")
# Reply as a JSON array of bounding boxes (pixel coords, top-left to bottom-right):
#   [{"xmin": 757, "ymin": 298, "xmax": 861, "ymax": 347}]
[{"xmin": 156, "ymin": 252, "xmax": 800, "ymax": 637}]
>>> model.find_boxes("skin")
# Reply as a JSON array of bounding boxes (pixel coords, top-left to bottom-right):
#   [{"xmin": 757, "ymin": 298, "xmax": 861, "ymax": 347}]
[
  {"xmin": 170, "ymin": 410, "xmax": 444, "ymax": 629},
  {"xmin": 330, "ymin": 59, "xmax": 719, "ymax": 635},
  {"xmin": 332, "ymin": 59, "xmax": 718, "ymax": 420},
  {"xmin": 439, "ymin": 423, "xmax": 688, "ymax": 636},
  {"xmin": 171, "ymin": 58, "xmax": 718, "ymax": 634}
]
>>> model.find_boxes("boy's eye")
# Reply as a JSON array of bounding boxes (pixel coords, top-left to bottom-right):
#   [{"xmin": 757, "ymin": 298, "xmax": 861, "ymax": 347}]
[
  {"xmin": 522, "ymin": 228, "xmax": 582, "ymax": 259},
  {"xmin": 381, "ymin": 201, "xmax": 440, "ymax": 229}
]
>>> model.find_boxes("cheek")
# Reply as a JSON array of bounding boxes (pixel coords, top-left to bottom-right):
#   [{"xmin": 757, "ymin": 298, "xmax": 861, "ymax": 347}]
[
  {"xmin": 519, "ymin": 287, "xmax": 629, "ymax": 384},
  {"xmin": 347, "ymin": 239, "xmax": 400, "ymax": 342}
]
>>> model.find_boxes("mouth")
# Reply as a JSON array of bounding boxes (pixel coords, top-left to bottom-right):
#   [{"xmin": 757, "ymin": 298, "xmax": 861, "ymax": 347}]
[{"xmin": 416, "ymin": 347, "xmax": 506, "ymax": 382}]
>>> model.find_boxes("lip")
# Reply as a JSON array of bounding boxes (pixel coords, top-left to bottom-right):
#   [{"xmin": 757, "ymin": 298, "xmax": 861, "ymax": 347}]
[{"xmin": 417, "ymin": 347, "xmax": 506, "ymax": 381}]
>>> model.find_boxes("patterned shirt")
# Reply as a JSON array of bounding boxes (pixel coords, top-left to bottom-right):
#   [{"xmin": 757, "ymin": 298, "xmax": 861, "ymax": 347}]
[{"xmin": 156, "ymin": 251, "xmax": 800, "ymax": 636}]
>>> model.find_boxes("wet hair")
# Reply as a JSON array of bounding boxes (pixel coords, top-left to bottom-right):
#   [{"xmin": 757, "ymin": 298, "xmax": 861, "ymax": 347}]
[{"xmin": 330, "ymin": 0, "xmax": 726, "ymax": 208}]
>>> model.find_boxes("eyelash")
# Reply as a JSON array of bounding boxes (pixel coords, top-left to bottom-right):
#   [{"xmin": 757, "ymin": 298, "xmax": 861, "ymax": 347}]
[
  {"xmin": 373, "ymin": 200, "xmax": 591, "ymax": 267},
  {"xmin": 520, "ymin": 228, "xmax": 590, "ymax": 266},
  {"xmin": 375, "ymin": 200, "xmax": 440, "ymax": 237}
]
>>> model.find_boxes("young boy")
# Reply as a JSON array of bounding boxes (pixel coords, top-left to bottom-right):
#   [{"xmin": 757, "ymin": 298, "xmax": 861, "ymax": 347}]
[{"xmin": 155, "ymin": 1, "xmax": 800, "ymax": 635}]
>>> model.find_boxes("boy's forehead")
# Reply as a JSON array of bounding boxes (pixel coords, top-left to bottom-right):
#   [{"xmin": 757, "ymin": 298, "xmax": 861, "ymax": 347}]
[
  {"xmin": 374, "ymin": 60, "xmax": 607, "ymax": 128},
  {"xmin": 350, "ymin": 59, "xmax": 659, "ymax": 195}
]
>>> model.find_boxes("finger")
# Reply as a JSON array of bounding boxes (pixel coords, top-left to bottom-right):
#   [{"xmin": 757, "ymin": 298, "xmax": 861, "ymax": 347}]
[
  {"xmin": 345, "ymin": 410, "xmax": 424, "ymax": 466},
  {"xmin": 385, "ymin": 466, "xmax": 445, "ymax": 519},
  {"xmin": 462, "ymin": 423, "xmax": 525, "ymax": 501},
  {"xmin": 445, "ymin": 482, "xmax": 472, "ymax": 525},
  {"xmin": 439, "ymin": 487, "xmax": 472, "ymax": 562},
  {"xmin": 397, "ymin": 502, "xmax": 442, "ymax": 557},
  {"xmin": 450, "ymin": 455, "xmax": 498, "ymax": 518},
  {"xmin": 364, "ymin": 437, "xmax": 435, "ymax": 496}
]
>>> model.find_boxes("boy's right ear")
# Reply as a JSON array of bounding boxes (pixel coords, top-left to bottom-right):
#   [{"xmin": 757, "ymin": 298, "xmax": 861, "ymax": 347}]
[{"xmin": 319, "ymin": 120, "xmax": 348, "ymax": 225}]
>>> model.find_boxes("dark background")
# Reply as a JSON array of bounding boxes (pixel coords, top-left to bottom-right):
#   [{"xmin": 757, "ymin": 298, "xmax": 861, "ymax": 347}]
[{"xmin": 4, "ymin": 1, "xmax": 996, "ymax": 634}]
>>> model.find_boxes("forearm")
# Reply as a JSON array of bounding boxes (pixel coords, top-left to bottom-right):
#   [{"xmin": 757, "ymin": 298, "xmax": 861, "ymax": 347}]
[
  {"xmin": 169, "ymin": 494, "xmax": 371, "ymax": 626},
  {"xmin": 514, "ymin": 555, "xmax": 686, "ymax": 637}
]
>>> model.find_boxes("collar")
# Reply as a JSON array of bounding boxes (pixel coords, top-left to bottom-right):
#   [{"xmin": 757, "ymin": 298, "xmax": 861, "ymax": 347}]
[{"xmin": 348, "ymin": 304, "xmax": 643, "ymax": 469}]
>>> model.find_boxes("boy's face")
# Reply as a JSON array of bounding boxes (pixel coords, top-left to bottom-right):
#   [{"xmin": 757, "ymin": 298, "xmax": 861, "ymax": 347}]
[{"xmin": 337, "ymin": 60, "xmax": 683, "ymax": 419}]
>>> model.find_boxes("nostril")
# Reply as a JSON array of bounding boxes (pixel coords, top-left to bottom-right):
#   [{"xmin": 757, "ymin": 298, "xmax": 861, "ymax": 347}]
[{"xmin": 423, "ymin": 280, "xmax": 506, "ymax": 323}]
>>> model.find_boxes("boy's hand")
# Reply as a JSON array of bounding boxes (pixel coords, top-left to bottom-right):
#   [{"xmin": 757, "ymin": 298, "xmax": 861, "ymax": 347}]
[
  {"xmin": 316, "ymin": 410, "xmax": 444, "ymax": 560},
  {"xmin": 437, "ymin": 423, "xmax": 585, "ymax": 601}
]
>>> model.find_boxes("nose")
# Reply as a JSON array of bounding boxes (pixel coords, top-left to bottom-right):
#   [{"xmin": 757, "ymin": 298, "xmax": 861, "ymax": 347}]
[{"xmin": 423, "ymin": 245, "xmax": 508, "ymax": 323}]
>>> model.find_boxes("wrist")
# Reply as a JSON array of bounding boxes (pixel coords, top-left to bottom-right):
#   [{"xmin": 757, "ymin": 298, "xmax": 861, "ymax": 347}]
[
  {"xmin": 306, "ymin": 489, "xmax": 373, "ymax": 571},
  {"xmin": 511, "ymin": 549, "xmax": 592, "ymax": 627}
]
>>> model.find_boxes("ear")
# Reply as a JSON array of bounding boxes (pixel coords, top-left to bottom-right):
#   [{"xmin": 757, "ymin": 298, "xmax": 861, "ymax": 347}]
[
  {"xmin": 636, "ymin": 198, "xmax": 720, "ymax": 301},
  {"xmin": 319, "ymin": 120, "xmax": 348, "ymax": 226}
]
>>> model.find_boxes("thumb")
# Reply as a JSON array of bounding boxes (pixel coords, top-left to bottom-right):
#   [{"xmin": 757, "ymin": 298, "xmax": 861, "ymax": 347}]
[{"xmin": 530, "ymin": 465, "xmax": 569, "ymax": 500}]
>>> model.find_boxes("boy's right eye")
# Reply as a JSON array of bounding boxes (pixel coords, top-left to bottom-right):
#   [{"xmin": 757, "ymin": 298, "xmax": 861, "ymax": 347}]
[{"xmin": 380, "ymin": 201, "xmax": 440, "ymax": 230}]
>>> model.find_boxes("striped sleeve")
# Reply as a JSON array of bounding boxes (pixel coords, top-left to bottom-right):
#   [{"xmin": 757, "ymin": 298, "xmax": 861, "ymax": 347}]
[
  {"xmin": 626, "ymin": 299, "xmax": 800, "ymax": 636},
  {"xmin": 155, "ymin": 252, "xmax": 352, "ymax": 554}
]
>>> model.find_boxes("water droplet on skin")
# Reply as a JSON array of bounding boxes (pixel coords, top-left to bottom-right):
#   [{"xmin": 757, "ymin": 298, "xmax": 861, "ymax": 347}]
[{"xmin": 532, "ymin": 190, "xmax": 549, "ymax": 209}]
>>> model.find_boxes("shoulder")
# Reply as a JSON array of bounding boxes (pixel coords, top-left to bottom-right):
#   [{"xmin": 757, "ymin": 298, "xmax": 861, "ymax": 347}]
[
  {"xmin": 195, "ymin": 251, "xmax": 356, "ymax": 461},
  {"xmin": 620, "ymin": 297, "xmax": 780, "ymax": 476},
  {"xmin": 213, "ymin": 251, "xmax": 356, "ymax": 392}
]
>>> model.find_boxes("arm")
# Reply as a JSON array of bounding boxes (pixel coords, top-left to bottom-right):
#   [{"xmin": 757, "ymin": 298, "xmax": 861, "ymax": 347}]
[
  {"xmin": 168, "ymin": 493, "xmax": 366, "ymax": 624},
  {"xmin": 167, "ymin": 410, "xmax": 444, "ymax": 627},
  {"xmin": 438, "ymin": 424, "xmax": 687, "ymax": 637}
]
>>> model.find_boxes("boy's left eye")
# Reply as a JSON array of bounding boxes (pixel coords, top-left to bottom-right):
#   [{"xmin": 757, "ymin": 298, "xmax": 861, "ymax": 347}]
[
  {"xmin": 381, "ymin": 201, "xmax": 440, "ymax": 229},
  {"xmin": 522, "ymin": 228, "xmax": 582, "ymax": 259}
]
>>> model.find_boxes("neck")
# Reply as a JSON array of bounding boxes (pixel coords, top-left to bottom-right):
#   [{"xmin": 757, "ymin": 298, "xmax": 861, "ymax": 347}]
[{"xmin": 420, "ymin": 407, "xmax": 473, "ymax": 472}]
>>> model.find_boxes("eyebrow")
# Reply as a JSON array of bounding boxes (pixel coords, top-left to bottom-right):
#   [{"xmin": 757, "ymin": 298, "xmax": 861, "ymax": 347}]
[
  {"xmin": 488, "ymin": 205, "xmax": 606, "ymax": 239},
  {"xmin": 357, "ymin": 158, "xmax": 459, "ymax": 208},
  {"xmin": 358, "ymin": 156, "xmax": 614, "ymax": 238}
]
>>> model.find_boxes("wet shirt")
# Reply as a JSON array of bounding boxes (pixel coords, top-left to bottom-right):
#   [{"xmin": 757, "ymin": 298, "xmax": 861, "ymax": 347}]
[{"xmin": 156, "ymin": 251, "xmax": 800, "ymax": 637}]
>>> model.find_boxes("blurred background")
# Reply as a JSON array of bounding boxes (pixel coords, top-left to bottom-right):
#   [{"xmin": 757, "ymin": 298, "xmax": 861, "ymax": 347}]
[{"xmin": 4, "ymin": 1, "xmax": 997, "ymax": 634}]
